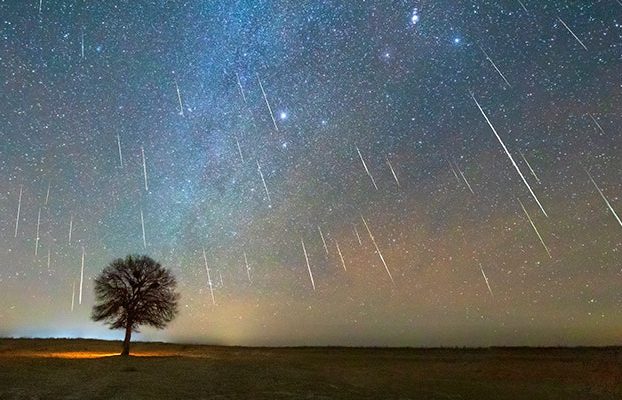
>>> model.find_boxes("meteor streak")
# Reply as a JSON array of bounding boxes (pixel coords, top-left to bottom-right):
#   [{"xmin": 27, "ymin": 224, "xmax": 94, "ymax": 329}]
[
  {"xmin": 68, "ymin": 215, "xmax": 73, "ymax": 245},
  {"xmin": 175, "ymin": 79, "xmax": 184, "ymax": 116},
  {"xmin": 301, "ymin": 237, "xmax": 316, "ymax": 290},
  {"xmin": 14, "ymin": 185, "xmax": 22, "ymax": 237},
  {"xmin": 141, "ymin": 146, "xmax": 148, "ymax": 191},
  {"xmin": 140, "ymin": 207, "xmax": 147, "ymax": 249},
  {"xmin": 202, "ymin": 248, "xmax": 216, "ymax": 305},
  {"xmin": 353, "ymin": 225, "xmax": 362, "ymax": 246},
  {"xmin": 335, "ymin": 240, "xmax": 347, "ymax": 271},
  {"xmin": 236, "ymin": 73, "xmax": 247, "ymax": 103},
  {"xmin": 589, "ymin": 113, "xmax": 606, "ymax": 136},
  {"xmin": 519, "ymin": 151, "xmax": 541, "ymax": 184},
  {"xmin": 117, "ymin": 134, "xmax": 123, "ymax": 167},
  {"xmin": 448, "ymin": 160, "xmax": 461, "ymax": 182},
  {"xmin": 356, "ymin": 147, "xmax": 378, "ymax": 190},
  {"xmin": 79, "ymin": 247, "xmax": 85, "ymax": 305},
  {"xmin": 318, "ymin": 226, "xmax": 329, "ymax": 255},
  {"xmin": 586, "ymin": 169, "xmax": 622, "ymax": 229},
  {"xmin": 386, "ymin": 157, "xmax": 400, "ymax": 187},
  {"xmin": 234, "ymin": 135, "xmax": 244, "ymax": 163},
  {"xmin": 244, "ymin": 251, "xmax": 251, "ymax": 283},
  {"xmin": 454, "ymin": 161, "xmax": 475, "ymax": 194},
  {"xmin": 361, "ymin": 216, "xmax": 394, "ymax": 284},
  {"xmin": 35, "ymin": 207, "xmax": 41, "ymax": 256},
  {"xmin": 471, "ymin": 94, "xmax": 548, "ymax": 217},
  {"xmin": 478, "ymin": 44, "xmax": 511, "ymax": 87},
  {"xmin": 479, "ymin": 263, "xmax": 494, "ymax": 298},
  {"xmin": 257, "ymin": 74, "xmax": 279, "ymax": 132},
  {"xmin": 45, "ymin": 182, "xmax": 50, "ymax": 205},
  {"xmin": 71, "ymin": 281, "xmax": 75, "ymax": 312},
  {"xmin": 517, "ymin": 198, "xmax": 552, "ymax": 259},
  {"xmin": 257, "ymin": 160, "xmax": 271, "ymax": 204},
  {"xmin": 558, "ymin": 17, "xmax": 588, "ymax": 51}
]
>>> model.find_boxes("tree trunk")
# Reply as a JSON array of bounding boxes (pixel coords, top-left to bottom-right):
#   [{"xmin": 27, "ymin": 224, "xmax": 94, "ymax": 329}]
[{"xmin": 121, "ymin": 323, "xmax": 132, "ymax": 356}]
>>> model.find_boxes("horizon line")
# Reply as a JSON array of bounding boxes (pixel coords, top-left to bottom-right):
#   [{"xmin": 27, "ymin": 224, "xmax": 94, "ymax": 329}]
[{"xmin": 2, "ymin": 336, "xmax": 621, "ymax": 350}]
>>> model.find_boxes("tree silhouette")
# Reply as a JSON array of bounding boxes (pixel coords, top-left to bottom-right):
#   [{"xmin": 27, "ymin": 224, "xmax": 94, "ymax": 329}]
[{"xmin": 91, "ymin": 255, "xmax": 180, "ymax": 356}]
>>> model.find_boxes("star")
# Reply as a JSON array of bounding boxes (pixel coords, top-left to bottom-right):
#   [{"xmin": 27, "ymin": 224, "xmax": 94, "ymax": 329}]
[{"xmin": 411, "ymin": 9, "xmax": 420, "ymax": 25}]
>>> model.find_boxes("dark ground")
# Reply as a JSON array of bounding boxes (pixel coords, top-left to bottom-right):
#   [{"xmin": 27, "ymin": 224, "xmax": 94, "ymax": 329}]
[{"xmin": 0, "ymin": 339, "xmax": 620, "ymax": 399}]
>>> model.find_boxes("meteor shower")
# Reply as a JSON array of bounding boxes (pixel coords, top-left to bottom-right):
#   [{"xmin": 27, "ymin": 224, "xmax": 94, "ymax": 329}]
[{"xmin": 0, "ymin": 1, "xmax": 620, "ymax": 399}]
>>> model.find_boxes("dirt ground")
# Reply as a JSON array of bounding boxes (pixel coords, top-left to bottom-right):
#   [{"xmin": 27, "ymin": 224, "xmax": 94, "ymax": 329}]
[{"xmin": 0, "ymin": 339, "xmax": 620, "ymax": 399}]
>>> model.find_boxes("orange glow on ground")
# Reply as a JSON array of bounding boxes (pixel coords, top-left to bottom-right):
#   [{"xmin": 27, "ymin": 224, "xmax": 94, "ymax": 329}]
[
  {"xmin": 5, "ymin": 351, "xmax": 118, "ymax": 359},
  {"xmin": 0, "ymin": 350, "xmax": 213, "ymax": 359},
  {"xmin": 7, "ymin": 350, "xmax": 192, "ymax": 359}
]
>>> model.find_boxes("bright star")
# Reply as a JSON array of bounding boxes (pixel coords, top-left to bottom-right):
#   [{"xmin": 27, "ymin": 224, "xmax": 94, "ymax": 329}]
[
  {"xmin": 411, "ymin": 9, "xmax": 420, "ymax": 25},
  {"xmin": 279, "ymin": 111, "xmax": 287, "ymax": 120}
]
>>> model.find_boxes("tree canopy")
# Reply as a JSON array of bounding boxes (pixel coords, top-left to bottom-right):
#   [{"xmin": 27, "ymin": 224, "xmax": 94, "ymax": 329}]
[{"xmin": 91, "ymin": 254, "xmax": 180, "ymax": 355}]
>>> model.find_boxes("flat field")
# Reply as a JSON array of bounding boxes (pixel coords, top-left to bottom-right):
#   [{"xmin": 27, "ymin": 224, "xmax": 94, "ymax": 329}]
[{"xmin": 0, "ymin": 339, "xmax": 620, "ymax": 399}]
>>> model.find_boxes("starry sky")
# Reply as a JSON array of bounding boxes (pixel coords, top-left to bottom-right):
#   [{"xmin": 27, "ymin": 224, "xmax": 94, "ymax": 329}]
[{"xmin": 0, "ymin": 0, "xmax": 621, "ymax": 347}]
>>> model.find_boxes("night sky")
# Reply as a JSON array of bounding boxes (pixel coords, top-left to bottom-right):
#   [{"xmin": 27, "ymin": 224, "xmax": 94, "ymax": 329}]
[{"xmin": 1, "ymin": 0, "xmax": 621, "ymax": 347}]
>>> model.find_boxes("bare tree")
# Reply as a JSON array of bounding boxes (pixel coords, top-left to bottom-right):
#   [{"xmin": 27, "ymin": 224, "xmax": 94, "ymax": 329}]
[{"xmin": 91, "ymin": 255, "xmax": 180, "ymax": 356}]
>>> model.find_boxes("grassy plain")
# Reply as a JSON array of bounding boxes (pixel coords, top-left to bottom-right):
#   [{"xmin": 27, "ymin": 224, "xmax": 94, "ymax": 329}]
[{"xmin": 0, "ymin": 339, "xmax": 620, "ymax": 399}]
